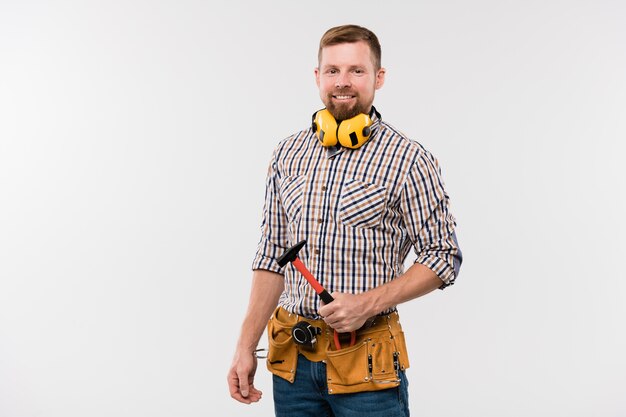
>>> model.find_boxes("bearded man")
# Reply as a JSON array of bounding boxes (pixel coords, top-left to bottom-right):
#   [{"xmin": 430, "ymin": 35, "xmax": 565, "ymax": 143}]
[{"xmin": 228, "ymin": 24, "xmax": 463, "ymax": 417}]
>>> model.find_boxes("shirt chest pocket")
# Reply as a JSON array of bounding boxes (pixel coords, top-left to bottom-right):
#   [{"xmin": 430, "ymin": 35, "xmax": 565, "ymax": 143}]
[
  {"xmin": 339, "ymin": 179, "xmax": 387, "ymax": 229},
  {"xmin": 278, "ymin": 175, "xmax": 306, "ymax": 223}
]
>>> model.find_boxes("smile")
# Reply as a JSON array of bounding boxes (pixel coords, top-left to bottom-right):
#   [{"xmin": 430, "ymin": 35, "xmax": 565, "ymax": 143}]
[{"xmin": 333, "ymin": 95, "xmax": 355, "ymax": 100}]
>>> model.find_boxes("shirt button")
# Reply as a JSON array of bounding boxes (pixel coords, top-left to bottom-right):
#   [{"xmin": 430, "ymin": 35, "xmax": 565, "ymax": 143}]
[
  {"xmin": 315, "ymin": 249, "xmax": 320, "ymax": 255},
  {"xmin": 318, "ymin": 218, "xmax": 323, "ymax": 223},
  {"xmin": 321, "ymin": 186, "xmax": 327, "ymax": 191}
]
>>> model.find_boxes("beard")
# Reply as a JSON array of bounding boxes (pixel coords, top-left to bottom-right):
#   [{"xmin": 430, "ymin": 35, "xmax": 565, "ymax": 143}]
[{"xmin": 323, "ymin": 90, "xmax": 370, "ymax": 122}]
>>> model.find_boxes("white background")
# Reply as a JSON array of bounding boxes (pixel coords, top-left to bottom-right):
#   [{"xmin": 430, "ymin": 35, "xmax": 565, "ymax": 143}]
[{"xmin": 1, "ymin": 1, "xmax": 625, "ymax": 416}]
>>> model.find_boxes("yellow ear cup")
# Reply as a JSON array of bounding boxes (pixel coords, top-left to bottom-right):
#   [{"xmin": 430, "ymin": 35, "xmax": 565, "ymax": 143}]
[
  {"xmin": 337, "ymin": 113, "xmax": 373, "ymax": 149},
  {"xmin": 313, "ymin": 109, "xmax": 338, "ymax": 147}
]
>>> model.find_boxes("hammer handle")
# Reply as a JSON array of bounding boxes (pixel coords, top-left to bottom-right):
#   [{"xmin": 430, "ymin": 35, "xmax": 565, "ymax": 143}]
[
  {"xmin": 291, "ymin": 255, "xmax": 355, "ymax": 350},
  {"xmin": 318, "ymin": 289, "xmax": 334, "ymax": 305},
  {"xmin": 292, "ymin": 258, "xmax": 334, "ymax": 304}
]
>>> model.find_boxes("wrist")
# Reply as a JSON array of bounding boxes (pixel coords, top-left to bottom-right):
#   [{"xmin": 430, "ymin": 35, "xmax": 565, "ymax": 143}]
[
  {"xmin": 360, "ymin": 290, "xmax": 382, "ymax": 318},
  {"xmin": 236, "ymin": 337, "xmax": 259, "ymax": 355}
]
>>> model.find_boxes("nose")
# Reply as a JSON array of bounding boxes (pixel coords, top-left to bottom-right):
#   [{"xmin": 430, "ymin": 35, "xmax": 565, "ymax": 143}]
[{"xmin": 335, "ymin": 72, "xmax": 351, "ymax": 89}]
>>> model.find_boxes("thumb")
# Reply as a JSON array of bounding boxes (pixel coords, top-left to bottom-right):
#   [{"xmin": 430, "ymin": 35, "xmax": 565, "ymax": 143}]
[{"xmin": 238, "ymin": 370, "xmax": 250, "ymax": 397}]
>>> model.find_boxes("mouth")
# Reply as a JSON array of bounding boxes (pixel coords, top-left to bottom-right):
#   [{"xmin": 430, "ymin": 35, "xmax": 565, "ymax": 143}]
[{"xmin": 332, "ymin": 94, "xmax": 356, "ymax": 101}]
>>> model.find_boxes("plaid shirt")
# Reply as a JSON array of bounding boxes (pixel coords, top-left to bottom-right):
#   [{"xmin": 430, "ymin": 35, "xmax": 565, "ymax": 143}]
[{"xmin": 252, "ymin": 110, "xmax": 462, "ymax": 318}]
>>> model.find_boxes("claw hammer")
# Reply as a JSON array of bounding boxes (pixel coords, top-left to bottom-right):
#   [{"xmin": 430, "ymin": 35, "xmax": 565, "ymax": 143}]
[{"xmin": 277, "ymin": 240, "xmax": 356, "ymax": 350}]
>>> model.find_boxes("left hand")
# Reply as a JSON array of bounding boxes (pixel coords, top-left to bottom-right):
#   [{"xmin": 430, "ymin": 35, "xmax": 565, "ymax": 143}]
[{"xmin": 318, "ymin": 292, "xmax": 371, "ymax": 333}]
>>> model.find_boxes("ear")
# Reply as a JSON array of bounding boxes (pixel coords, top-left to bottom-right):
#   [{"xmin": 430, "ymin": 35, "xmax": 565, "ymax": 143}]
[
  {"xmin": 314, "ymin": 67, "xmax": 320, "ymax": 88},
  {"xmin": 375, "ymin": 67, "xmax": 386, "ymax": 90}
]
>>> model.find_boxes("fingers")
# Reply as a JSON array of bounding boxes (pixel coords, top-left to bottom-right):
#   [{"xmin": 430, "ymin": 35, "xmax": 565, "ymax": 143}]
[
  {"xmin": 237, "ymin": 369, "xmax": 250, "ymax": 398},
  {"xmin": 245, "ymin": 385, "xmax": 263, "ymax": 402},
  {"xmin": 319, "ymin": 292, "xmax": 368, "ymax": 332},
  {"xmin": 228, "ymin": 375, "xmax": 263, "ymax": 403},
  {"xmin": 322, "ymin": 312, "xmax": 363, "ymax": 333},
  {"xmin": 227, "ymin": 366, "xmax": 263, "ymax": 404},
  {"xmin": 318, "ymin": 297, "xmax": 337, "ymax": 318}
]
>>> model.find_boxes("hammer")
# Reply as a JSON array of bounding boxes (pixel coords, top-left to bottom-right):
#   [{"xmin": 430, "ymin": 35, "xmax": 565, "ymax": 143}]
[{"xmin": 277, "ymin": 240, "xmax": 356, "ymax": 349}]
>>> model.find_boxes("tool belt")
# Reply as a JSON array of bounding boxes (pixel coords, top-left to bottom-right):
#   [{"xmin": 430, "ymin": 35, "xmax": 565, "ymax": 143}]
[{"xmin": 266, "ymin": 306, "xmax": 410, "ymax": 395}]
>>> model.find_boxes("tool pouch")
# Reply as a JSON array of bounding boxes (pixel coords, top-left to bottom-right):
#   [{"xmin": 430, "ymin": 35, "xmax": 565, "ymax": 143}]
[
  {"xmin": 325, "ymin": 320, "xmax": 410, "ymax": 394},
  {"xmin": 265, "ymin": 308, "xmax": 299, "ymax": 383},
  {"xmin": 266, "ymin": 307, "xmax": 410, "ymax": 395}
]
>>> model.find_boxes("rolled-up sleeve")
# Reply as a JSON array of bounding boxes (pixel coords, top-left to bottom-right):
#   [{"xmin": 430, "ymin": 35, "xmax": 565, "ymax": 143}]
[
  {"xmin": 251, "ymin": 151, "xmax": 289, "ymax": 274},
  {"xmin": 400, "ymin": 151, "xmax": 463, "ymax": 288}
]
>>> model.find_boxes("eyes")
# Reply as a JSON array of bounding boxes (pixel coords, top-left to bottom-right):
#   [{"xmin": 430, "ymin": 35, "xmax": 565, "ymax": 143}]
[{"xmin": 325, "ymin": 67, "xmax": 366, "ymax": 76}]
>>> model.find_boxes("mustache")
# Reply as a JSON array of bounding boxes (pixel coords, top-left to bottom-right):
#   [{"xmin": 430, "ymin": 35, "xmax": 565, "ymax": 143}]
[{"xmin": 330, "ymin": 89, "xmax": 358, "ymax": 96}]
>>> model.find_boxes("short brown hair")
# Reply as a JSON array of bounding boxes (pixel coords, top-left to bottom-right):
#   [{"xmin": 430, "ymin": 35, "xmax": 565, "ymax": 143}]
[{"xmin": 318, "ymin": 25, "xmax": 382, "ymax": 70}]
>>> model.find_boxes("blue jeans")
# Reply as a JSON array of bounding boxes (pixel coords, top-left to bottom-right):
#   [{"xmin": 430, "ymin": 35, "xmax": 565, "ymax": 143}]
[{"xmin": 273, "ymin": 354, "xmax": 410, "ymax": 417}]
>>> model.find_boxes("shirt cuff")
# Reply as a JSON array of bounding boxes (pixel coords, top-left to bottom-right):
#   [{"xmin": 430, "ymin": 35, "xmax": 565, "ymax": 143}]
[
  {"xmin": 414, "ymin": 254, "xmax": 457, "ymax": 289},
  {"xmin": 251, "ymin": 255, "xmax": 284, "ymax": 274},
  {"xmin": 251, "ymin": 239, "xmax": 286, "ymax": 274}
]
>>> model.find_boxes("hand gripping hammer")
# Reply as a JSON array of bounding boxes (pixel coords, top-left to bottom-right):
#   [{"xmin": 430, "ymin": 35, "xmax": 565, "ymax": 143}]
[{"xmin": 277, "ymin": 240, "xmax": 356, "ymax": 350}]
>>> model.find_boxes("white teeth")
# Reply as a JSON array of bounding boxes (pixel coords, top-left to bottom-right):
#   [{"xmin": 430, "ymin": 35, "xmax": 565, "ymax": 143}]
[{"xmin": 335, "ymin": 95, "xmax": 353, "ymax": 99}]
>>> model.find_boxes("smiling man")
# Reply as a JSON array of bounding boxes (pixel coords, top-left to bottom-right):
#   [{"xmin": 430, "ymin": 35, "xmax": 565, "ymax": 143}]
[
  {"xmin": 228, "ymin": 25, "xmax": 463, "ymax": 417},
  {"xmin": 315, "ymin": 39, "xmax": 384, "ymax": 121}
]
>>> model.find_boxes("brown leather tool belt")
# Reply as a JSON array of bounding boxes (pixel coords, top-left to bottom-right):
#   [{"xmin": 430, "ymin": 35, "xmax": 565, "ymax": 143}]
[{"xmin": 266, "ymin": 306, "xmax": 410, "ymax": 395}]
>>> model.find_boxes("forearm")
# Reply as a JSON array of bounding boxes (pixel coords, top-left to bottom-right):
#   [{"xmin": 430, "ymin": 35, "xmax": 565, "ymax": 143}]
[
  {"xmin": 236, "ymin": 269, "xmax": 284, "ymax": 353},
  {"xmin": 362, "ymin": 262, "xmax": 443, "ymax": 316}
]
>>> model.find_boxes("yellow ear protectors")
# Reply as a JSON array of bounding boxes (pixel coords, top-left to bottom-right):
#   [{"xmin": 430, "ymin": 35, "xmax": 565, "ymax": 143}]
[
  {"xmin": 311, "ymin": 108, "xmax": 379, "ymax": 149},
  {"xmin": 312, "ymin": 109, "xmax": 339, "ymax": 147},
  {"xmin": 337, "ymin": 113, "xmax": 372, "ymax": 149}
]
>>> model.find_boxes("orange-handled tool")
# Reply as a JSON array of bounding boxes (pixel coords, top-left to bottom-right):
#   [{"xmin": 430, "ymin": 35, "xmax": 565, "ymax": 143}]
[{"xmin": 277, "ymin": 240, "xmax": 356, "ymax": 350}]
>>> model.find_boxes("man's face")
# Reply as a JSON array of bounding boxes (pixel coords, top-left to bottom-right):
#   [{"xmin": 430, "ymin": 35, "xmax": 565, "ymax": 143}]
[{"xmin": 315, "ymin": 41, "xmax": 386, "ymax": 121}]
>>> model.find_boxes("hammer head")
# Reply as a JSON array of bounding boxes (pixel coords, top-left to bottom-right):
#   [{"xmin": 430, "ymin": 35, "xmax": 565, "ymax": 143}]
[{"xmin": 277, "ymin": 240, "xmax": 307, "ymax": 267}]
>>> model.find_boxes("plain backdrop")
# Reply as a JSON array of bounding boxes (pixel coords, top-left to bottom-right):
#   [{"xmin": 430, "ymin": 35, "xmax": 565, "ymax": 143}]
[{"xmin": 1, "ymin": 1, "xmax": 625, "ymax": 416}]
